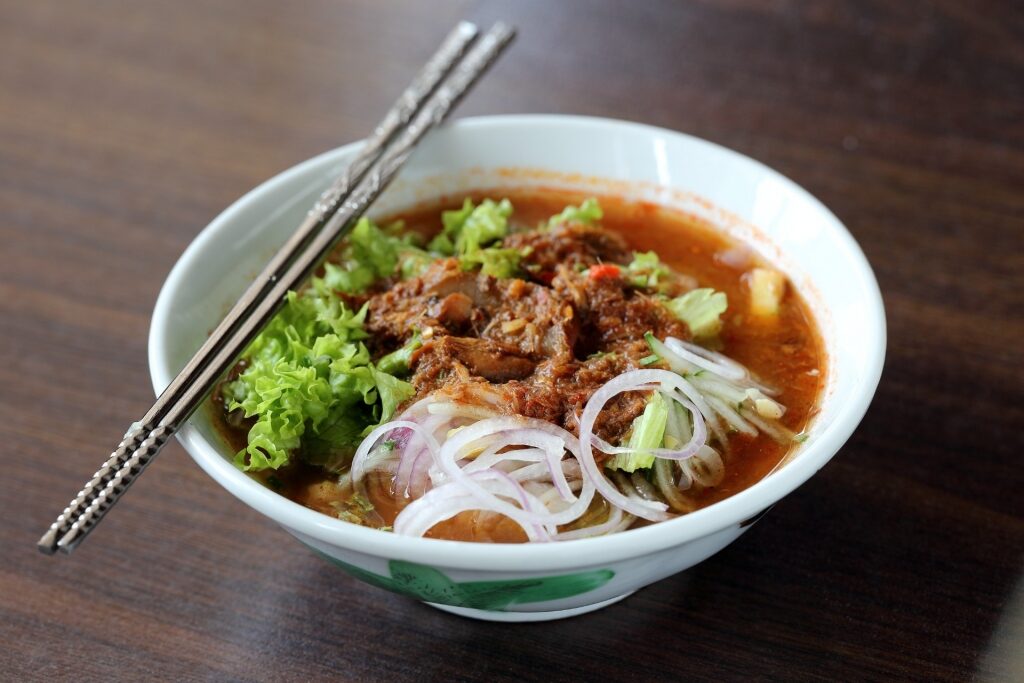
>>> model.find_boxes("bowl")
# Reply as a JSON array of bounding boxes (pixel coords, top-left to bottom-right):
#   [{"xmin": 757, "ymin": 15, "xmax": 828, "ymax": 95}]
[{"xmin": 149, "ymin": 115, "xmax": 885, "ymax": 622}]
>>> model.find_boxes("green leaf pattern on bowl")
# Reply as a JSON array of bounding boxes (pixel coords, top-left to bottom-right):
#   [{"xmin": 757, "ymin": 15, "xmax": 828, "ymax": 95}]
[{"xmin": 311, "ymin": 548, "xmax": 614, "ymax": 611}]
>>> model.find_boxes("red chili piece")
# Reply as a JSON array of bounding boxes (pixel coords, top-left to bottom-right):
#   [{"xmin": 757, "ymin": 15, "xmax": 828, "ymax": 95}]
[{"xmin": 588, "ymin": 264, "xmax": 621, "ymax": 280}]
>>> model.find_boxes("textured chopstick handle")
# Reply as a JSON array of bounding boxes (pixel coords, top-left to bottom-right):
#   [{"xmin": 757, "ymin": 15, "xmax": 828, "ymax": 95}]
[
  {"xmin": 54, "ymin": 426, "xmax": 175, "ymax": 553},
  {"xmin": 36, "ymin": 20, "xmax": 515, "ymax": 556},
  {"xmin": 37, "ymin": 423, "xmax": 150, "ymax": 554}
]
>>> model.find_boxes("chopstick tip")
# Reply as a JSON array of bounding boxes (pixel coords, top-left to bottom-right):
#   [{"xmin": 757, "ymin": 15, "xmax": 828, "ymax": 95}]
[
  {"xmin": 488, "ymin": 21, "xmax": 517, "ymax": 40},
  {"xmin": 37, "ymin": 533, "xmax": 58, "ymax": 555}
]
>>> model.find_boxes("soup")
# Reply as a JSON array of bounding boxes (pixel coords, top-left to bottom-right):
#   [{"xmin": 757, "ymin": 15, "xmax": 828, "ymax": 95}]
[{"xmin": 212, "ymin": 189, "xmax": 824, "ymax": 543}]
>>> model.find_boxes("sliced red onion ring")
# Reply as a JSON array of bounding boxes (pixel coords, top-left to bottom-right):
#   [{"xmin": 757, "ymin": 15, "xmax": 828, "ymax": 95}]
[
  {"xmin": 665, "ymin": 337, "xmax": 777, "ymax": 395},
  {"xmin": 352, "ymin": 420, "xmax": 440, "ymax": 485},
  {"xmin": 683, "ymin": 445, "xmax": 725, "ymax": 488},
  {"xmin": 393, "ymin": 471, "xmax": 551, "ymax": 541},
  {"xmin": 585, "ymin": 391, "xmax": 706, "ymax": 461},
  {"xmin": 464, "ymin": 447, "xmax": 546, "ymax": 473},
  {"xmin": 394, "ymin": 413, "xmax": 448, "ymax": 495},
  {"xmin": 578, "ymin": 369, "xmax": 718, "ymax": 521},
  {"xmin": 438, "ymin": 417, "xmax": 596, "ymax": 527},
  {"xmin": 508, "ymin": 459, "xmax": 582, "ymax": 485},
  {"xmin": 450, "ymin": 430, "xmax": 573, "ymax": 501}
]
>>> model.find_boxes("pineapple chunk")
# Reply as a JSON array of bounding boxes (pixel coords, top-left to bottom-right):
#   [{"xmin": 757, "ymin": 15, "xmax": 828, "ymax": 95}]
[{"xmin": 748, "ymin": 268, "xmax": 786, "ymax": 317}]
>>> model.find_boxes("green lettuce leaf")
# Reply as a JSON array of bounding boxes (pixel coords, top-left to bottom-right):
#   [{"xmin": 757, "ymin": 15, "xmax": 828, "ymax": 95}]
[
  {"xmin": 625, "ymin": 251, "xmax": 673, "ymax": 289},
  {"xmin": 397, "ymin": 248, "xmax": 434, "ymax": 280},
  {"xmin": 323, "ymin": 217, "xmax": 433, "ymax": 292},
  {"xmin": 375, "ymin": 330, "xmax": 423, "ymax": 376},
  {"xmin": 429, "ymin": 198, "xmax": 513, "ymax": 256},
  {"xmin": 372, "ymin": 368, "xmax": 416, "ymax": 424},
  {"xmin": 429, "ymin": 198, "xmax": 519, "ymax": 277},
  {"xmin": 225, "ymin": 276, "xmax": 413, "ymax": 472},
  {"xmin": 547, "ymin": 198, "xmax": 603, "ymax": 227},
  {"xmin": 461, "ymin": 246, "xmax": 522, "ymax": 278},
  {"xmin": 300, "ymin": 410, "xmax": 367, "ymax": 471},
  {"xmin": 607, "ymin": 392, "xmax": 668, "ymax": 472},
  {"xmin": 322, "ymin": 218, "xmax": 394, "ymax": 293},
  {"xmin": 666, "ymin": 288, "xmax": 728, "ymax": 339}
]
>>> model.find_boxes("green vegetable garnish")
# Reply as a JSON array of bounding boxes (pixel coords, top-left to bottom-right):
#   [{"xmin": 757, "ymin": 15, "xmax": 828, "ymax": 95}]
[
  {"xmin": 666, "ymin": 288, "xmax": 728, "ymax": 339},
  {"xmin": 607, "ymin": 392, "xmax": 668, "ymax": 472},
  {"xmin": 461, "ymin": 246, "xmax": 522, "ymax": 278},
  {"xmin": 322, "ymin": 218, "xmax": 395, "ymax": 293},
  {"xmin": 430, "ymin": 198, "xmax": 511, "ymax": 254},
  {"xmin": 547, "ymin": 197, "xmax": 603, "ymax": 227},
  {"xmin": 323, "ymin": 217, "xmax": 432, "ymax": 292},
  {"xmin": 376, "ymin": 330, "xmax": 423, "ymax": 376},
  {"xmin": 397, "ymin": 248, "xmax": 434, "ymax": 280},
  {"xmin": 429, "ymin": 198, "xmax": 519, "ymax": 277},
  {"xmin": 626, "ymin": 251, "xmax": 673, "ymax": 290},
  {"xmin": 224, "ymin": 277, "xmax": 413, "ymax": 472},
  {"xmin": 333, "ymin": 492, "xmax": 377, "ymax": 526}
]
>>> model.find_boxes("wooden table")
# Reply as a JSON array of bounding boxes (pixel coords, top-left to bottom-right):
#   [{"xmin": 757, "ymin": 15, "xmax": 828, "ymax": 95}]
[{"xmin": 3, "ymin": 1, "xmax": 1021, "ymax": 680}]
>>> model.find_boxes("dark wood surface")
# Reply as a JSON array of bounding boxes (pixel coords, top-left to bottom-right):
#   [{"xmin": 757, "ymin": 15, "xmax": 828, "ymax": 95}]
[{"xmin": 2, "ymin": 1, "xmax": 1022, "ymax": 680}]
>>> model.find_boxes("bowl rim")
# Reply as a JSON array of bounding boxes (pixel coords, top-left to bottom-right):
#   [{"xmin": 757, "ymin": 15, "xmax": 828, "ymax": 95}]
[{"xmin": 149, "ymin": 114, "xmax": 886, "ymax": 571}]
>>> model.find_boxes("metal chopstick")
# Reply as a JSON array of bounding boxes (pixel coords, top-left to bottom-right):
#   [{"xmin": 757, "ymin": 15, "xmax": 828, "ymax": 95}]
[
  {"xmin": 37, "ymin": 22, "xmax": 481, "ymax": 556},
  {"xmin": 38, "ymin": 21, "xmax": 515, "ymax": 554}
]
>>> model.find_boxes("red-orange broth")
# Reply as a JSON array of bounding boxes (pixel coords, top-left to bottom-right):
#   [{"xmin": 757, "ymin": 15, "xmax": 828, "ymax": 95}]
[{"xmin": 213, "ymin": 189, "xmax": 825, "ymax": 542}]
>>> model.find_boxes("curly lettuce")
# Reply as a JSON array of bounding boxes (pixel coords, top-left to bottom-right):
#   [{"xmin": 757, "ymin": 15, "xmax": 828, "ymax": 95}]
[
  {"xmin": 429, "ymin": 198, "xmax": 520, "ymax": 277},
  {"xmin": 547, "ymin": 197, "xmax": 603, "ymax": 227},
  {"xmin": 461, "ymin": 246, "xmax": 522, "ymax": 278},
  {"xmin": 430, "ymin": 198, "xmax": 512, "ymax": 255},
  {"xmin": 323, "ymin": 217, "xmax": 431, "ymax": 292},
  {"xmin": 223, "ymin": 277, "xmax": 413, "ymax": 472}
]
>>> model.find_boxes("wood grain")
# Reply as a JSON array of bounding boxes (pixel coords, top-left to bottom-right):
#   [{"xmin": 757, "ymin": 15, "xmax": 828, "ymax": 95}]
[{"xmin": 1, "ymin": 1, "xmax": 1021, "ymax": 680}]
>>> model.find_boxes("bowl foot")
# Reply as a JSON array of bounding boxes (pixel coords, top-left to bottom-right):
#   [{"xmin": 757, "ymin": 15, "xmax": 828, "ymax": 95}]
[{"xmin": 425, "ymin": 591, "xmax": 635, "ymax": 622}]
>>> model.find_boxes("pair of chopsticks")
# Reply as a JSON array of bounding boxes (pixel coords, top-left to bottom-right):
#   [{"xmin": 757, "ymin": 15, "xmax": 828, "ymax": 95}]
[{"xmin": 38, "ymin": 21, "xmax": 516, "ymax": 555}]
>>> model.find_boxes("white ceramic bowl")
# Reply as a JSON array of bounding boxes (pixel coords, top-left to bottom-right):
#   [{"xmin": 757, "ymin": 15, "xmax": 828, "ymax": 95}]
[{"xmin": 149, "ymin": 115, "xmax": 885, "ymax": 622}]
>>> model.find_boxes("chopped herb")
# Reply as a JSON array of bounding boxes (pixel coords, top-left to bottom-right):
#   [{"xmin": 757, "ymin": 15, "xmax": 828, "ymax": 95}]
[
  {"xmin": 639, "ymin": 354, "xmax": 660, "ymax": 366},
  {"xmin": 793, "ymin": 433, "xmax": 809, "ymax": 443},
  {"xmin": 351, "ymin": 493, "xmax": 374, "ymax": 513},
  {"xmin": 333, "ymin": 493, "xmax": 377, "ymax": 526}
]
